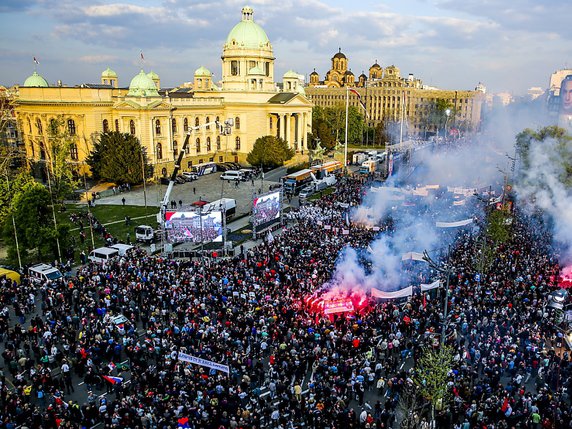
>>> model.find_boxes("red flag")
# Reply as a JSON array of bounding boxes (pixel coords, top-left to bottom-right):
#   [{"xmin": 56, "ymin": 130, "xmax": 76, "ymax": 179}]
[
  {"xmin": 501, "ymin": 397, "xmax": 509, "ymax": 413},
  {"xmin": 33, "ymin": 57, "xmax": 39, "ymax": 65},
  {"xmin": 423, "ymin": 293, "xmax": 427, "ymax": 309},
  {"xmin": 348, "ymin": 88, "xmax": 369, "ymax": 118}
]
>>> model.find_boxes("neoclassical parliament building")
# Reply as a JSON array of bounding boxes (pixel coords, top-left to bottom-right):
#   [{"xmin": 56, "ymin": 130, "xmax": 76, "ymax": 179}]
[
  {"xmin": 306, "ymin": 49, "xmax": 485, "ymax": 137},
  {"xmin": 14, "ymin": 6, "xmax": 312, "ymax": 177}
]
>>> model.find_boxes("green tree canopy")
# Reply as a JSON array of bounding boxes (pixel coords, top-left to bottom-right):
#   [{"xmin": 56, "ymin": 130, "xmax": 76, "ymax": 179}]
[
  {"xmin": 0, "ymin": 172, "xmax": 35, "ymax": 228},
  {"xmin": 44, "ymin": 115, "xmax": 79, "ymax": 200},
  {"xmin": 246, "ymin": 135, "xmax": 294, "ymax": 169},
  {"xmin": 312, "ymin": 105, "xmax": 364, "ymax": 148},
  {"xmin": 2, "ymin": 181, "xmax": 68, "ymax": 262},
  {"xmin": 86, "ymin": 131, "xmax": 148, "ymax": 185}
]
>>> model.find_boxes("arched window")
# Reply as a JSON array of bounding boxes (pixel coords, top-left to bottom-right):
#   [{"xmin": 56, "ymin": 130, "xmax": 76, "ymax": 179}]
[
  {"xmin": 155, "ymin": 119, "xmax": 161, "ymax": 135},
  {"xmin": 235, "ymin": 117, "xmax": 240, "ymax": 130},
  {"xmin": 196, "ymin": 138, "xmax": 201, "ymax": 153},
  {"xmin": 161, "ymin": 167, "xmax": 167, "ymax": 177},
  {"xmin": 235, "ymin": 136, "xmax": 241, "ymax": 150},
  {"xmin": 70, "ymin": 143, "xmax": 78, "ymax": 161},
  {"xmin": 102, "ymin": 119, "xmax": 109, "ymax": 133},
  {"xmin": 36, "ymin": 118, "xmax": 43, "ymax": 135},
  {"xmin": 269, "ymin": 116, "xmax": 273, "ymax": 130},
  {"xmin": 115, "ymin": 119, "xmax": 120, "ymax": 132},
  {"xmin": 195, "ymin": 117, "xmax": 200, "ymax": 127},
  {"xmin": 129, "ymin": 120, "xmax": 136, "ymax": 135},
  {"xmin": 206, "ymin": 137, "xmax": 211, "ymax": 152},
  {"xmin": 216, "ymin": 136, "xmax": 221, "ymax": 151},
  {"xmin": 173, "ymin": 140, "xmax": 178, "ymax": 158},
  {"xmin": 27, "ymin": 119, "xmax": 32, "ymax": 133},
  {"xmin": 156, "ymin": 142, "xmax": 163, "ymax": 159},
  {"xmin": 215, "ymin": 116, "xmax": 220, "ymax": 124},
  {"xmin": 172, "ymin": 118, "xmax": 177, "ymax": 134},
  {"xmin": 67, "ymin": 119, "xmax": 76, "ymax": 135},
  {"xmin": 206, "ymin": 117, "xmax": 210, "ymax": 130},
  {"xmin": 183, "ymin": 118, "xmax": 189, "ymax": 132}
]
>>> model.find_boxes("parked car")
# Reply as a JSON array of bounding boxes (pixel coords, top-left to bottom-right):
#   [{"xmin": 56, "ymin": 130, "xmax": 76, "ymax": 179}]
[
  {"xmin": 182, "ymin": 172, "xmax": 198, "ymax": 181},
  {"xmin": 175, "ymin": 175, "xmax": 186, "ymax": 184},
  {"xmin": 216, "ymin": 163, "xmax": 231, "ymax": 172},
  {"xmin": 160, "ymin": 177, "xmax": 172, "ymax": 186},
  {"xmin": 220, "ymin": 170, "xmax": 245, "ymax": 181}
]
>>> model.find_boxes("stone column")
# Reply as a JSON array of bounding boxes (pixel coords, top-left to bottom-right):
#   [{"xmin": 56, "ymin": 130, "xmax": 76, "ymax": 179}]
[{"xmin": 285, "ymin": 114, "xmax": 290, "ymax": 146}]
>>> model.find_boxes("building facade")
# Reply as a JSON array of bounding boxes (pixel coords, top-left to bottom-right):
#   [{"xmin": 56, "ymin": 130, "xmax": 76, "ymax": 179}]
[
  {"xmin": 307, "ymin": 50, "xmax": 484, "ymax": 137},
  {"xmin": 14, "ymin": 6, "xmax": 312, "ymax": 178}
]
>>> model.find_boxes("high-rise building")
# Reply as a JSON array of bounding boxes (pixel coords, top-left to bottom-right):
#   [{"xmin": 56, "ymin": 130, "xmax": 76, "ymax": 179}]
[
  {"xmin": 14, "ymin": 6, "xmax": 312, "ymax": 178},
  {"xmin": 306, "ymin": 50, "xmax": 484, "ymax": 137}
]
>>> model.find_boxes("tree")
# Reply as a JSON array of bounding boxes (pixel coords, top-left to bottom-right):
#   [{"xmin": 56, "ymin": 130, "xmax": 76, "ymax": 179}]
[
  {"xmin": 246, "ymin": 135, "xmax": 294, "ymax": 170},
  {"xmin": 86, "ymin": 131, "xmax": 148, "ymax": 185},
  {"xmin": 0, "ymin": 172, "xmax": 35, "ymax": 229},
  {"xmin": 2, "ymin": 181, "xmax": 69, "ymax": 262},
  {"xmin": 414, "ymin": 346, "xmax": 454, "ymax": 425},
  {"xmin": 311, "ymin": 105, "xmax": 365, "ymax": 148},
  {"xmin": 42, "ymin": 115, "xmax": 79, "ymax": 200}
]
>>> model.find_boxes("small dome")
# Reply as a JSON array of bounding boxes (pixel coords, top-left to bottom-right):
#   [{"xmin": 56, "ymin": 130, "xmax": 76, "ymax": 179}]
[
  {"xmin": 248, "ymin": 66, "xmax": 264, "ymax": 75},
  {"xmin": 344, "ymin": 70, "xmax": 354, "ymax": 76},
  {"xmin": 225, "ymin": 6, "xmax": 270, "ymax": 49},
  {"xmin": 359, "ymin": 73, "xmax": 367, "ymax": 79},
  {"xmin": 310, "ymin": 70, "xmax": 319, "ymax": 76},
  {"xmin": 23, "ymin": 71, "xmax": 49, "ymax": 87},
  {"xmin": 147, "ymin": 71, "xmax": 159, "ymax": 79},
  {"xmin": 283, "ymin": 70, "xmax": 299, "ymax": 79},
  {"xmin": 101, "ymin": 67, "xmax": 117, "ymax": 78},
  {"xmin": 127, "ymin": 70, "xmax": 159, "ymax": 97},
  {"xmin": 194, "ymin": 66, "xmax": 211, "ymax": 77},
  {"xmin": 333, "ymin": 49, "xmax": 346, "ymax": 59},
  {"xmin": 370, "ymin": 62, "xmax": 381, "ymax": 69}
]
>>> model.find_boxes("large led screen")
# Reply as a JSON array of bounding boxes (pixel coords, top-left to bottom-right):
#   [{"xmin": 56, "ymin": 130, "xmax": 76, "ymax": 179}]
[
  {"xmin": 165, "ymin": 211, "xmax": 223, "ymax": 243},
  {"xmin": 252, "ymin": 191, "xmax": 281, "ymax": 227}
]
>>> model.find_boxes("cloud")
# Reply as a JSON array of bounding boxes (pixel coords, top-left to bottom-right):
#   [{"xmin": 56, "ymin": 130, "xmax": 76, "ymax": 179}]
[{"xmin": 78, "ymin": 54, "xmax": 119, "ymax": 64}]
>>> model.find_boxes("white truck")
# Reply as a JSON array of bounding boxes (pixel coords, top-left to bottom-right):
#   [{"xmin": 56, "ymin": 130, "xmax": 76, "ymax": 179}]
[
  {"xmin": 202, "ymin": 198, "xmax": 237, "ymax": 220},
  {"xmin": 135, "ymin": 225, "xmax": 160, "ymax": 243}
]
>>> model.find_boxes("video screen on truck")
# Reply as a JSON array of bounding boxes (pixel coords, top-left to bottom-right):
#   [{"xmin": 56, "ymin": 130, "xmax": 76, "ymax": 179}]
[
  {"xmin": 165, "ymin": 211, "xmax": 223, "ymax": 243},
  {"xmin": 252, "ymin": 191, "xmax": 281, "ymax": 227}
]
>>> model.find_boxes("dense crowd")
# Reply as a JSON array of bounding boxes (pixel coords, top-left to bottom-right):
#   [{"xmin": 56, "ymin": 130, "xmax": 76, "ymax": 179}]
[{"xmin": 0, "ymin": 173, "xmax": 570, "ymax": 429}]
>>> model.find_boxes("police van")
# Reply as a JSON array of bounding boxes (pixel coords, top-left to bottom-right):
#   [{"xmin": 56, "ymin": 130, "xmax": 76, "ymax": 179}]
[{"xmin": 28, "ymin": 264, "xmax": 63, "ymax": 284}]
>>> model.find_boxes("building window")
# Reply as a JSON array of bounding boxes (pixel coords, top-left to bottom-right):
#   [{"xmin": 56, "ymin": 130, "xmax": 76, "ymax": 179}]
[
  {"xmin": 216, "ymin": 136, "xmax": 221, "ymax": 150},
  {"xmin": 196, "ymin": 138, "xmax": 201, "ymax": 152},
  {"xmin": 183, "ymin": 118, "xmax": 189, "ymax": 132},
  {"xmin": 231, "ymin": 60, "xmax": 239, "ymax": 76},
  {"xmin": 39, "ymin": 141, "xmax": 46, "ymax": 160},
  {"xmin": 219, "ymin": 156, "xmax": 223, "ymax": 162},
  {"xmin": 161, "ymin": 167, "xmax": 167, "ymax": 177},
  {"xmin": 269, "ymin": 116, "xmax": 273, "ymax": 130},
  {"xmin": 206, "ymin": 137, "xmax": 211, "ymax": 152},
  {"xmin": 156, "ymin": 142, "xmax": 163, "ymax": 159},
  {"xmin": 199, "ymin": 159, "xmax": 204, "ymax": 164},
  {"xmin": 70, "ymin": 143, "xmax": 78, "ymax": 161},
  {"xmin": 235, "ymin": 136, "xmax": 241, "ymax": 150},
  {"xmin": 185, "ymin": 143, "xmax": 190, "ymax": 155},
  {"xmin": 115, "ymin": 119, "xmax": 120, "ymax": 132},
  {"xmin": 67, "ymin": 119, "xmax": 76, "ymax": 135},
  {"xmin": 27, "ymin": 119, "xmax": 32, "ymax": 133},
  {"xmin": 235, "ymin": 117, "xmax": 240, "ymax": 130},
  {"xmin": 195, "ymin": 117, "xmax": 200, "ymax": 127},
  {"xmin": 206, "ymin": 117, "xmax": 210, "ymax": 130},
  {"xmin": 49, "ymin": 118, "xmax": 58, "ymax": 135},
  {"xmin": 103, "ymin": 119, "xmax": 109, "ymax": 133},
  {"xmin": 36, "ymin": 118, "xmax": 43, "ymax": 135},
  {"xmin": 155, "ymin": 119, "xmax": 161, "ymax": 135},
  {"xmin": 129, "ymin": 120, "xmax": 136, "ymax": 135},
  {"xmin": 265, "ymin": 62, "xmax": 270, "ymax": 77},
  {"xmin": 215, "ymin": 116, "xmax": 220, "ymax": 125},
  {"xmin": 209, "ymin": 157, "xmax": 214, "ymax": 162},
  {"xmin": 173, "ymin": 140, "xmax": 178, "ymax": 158},
  {"xmin": 172, "ymin": 118, "xmax": 177, "ymax": 134},
  {"xmin": 187, "ymin": 161, "xmax": 192, "ymax": 169}
]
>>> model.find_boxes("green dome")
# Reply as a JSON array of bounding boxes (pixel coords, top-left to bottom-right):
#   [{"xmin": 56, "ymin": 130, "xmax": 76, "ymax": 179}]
[
  {"xmin": 283, "ymin": 70, "xmax": 299, "ymax": 79},
  {"xmin": 225, "ymin": 6, "xmax": 270, "ymax": 49},
  {"xmin": 101, "ymin": 67, "xmax": 117, "ymax": 78},
  {"xmin": 127, "ymin": 70, "xmax": 159, "ymax": 97},
  {"xmin": 147, "ymin": 71, "xmax": 159, "ymax": 79},
  {"xmin": 23, "ymin": 71, "xmax": 49, "ymax": 87},
  {"xmin": 194, "ymin": 66, "xmax": 211, "ymax": 77}
]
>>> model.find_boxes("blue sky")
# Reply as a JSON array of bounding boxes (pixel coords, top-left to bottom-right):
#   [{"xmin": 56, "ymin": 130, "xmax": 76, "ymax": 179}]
[{"xmin": 1, "ymin": 0, "xmax": 570, "ymax": 94}]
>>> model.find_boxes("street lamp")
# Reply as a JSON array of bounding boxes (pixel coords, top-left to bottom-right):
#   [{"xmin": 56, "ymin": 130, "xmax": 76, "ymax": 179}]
[
  {"xmin": 422, "ymin": 249, "xmax": 453, "ymax": 347},
  {"xmin": 444, "ymin": 109, "xmax": 451, "ymax": 139}
]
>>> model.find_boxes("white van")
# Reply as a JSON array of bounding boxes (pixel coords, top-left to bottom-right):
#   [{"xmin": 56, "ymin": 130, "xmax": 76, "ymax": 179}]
[
  {"xmin": 28, "ymin": 264, "xmax": 63, "ymax": 284},
  {"xmin": 220, "ymin": 170, "xmax": 244, "ymax": 181},
  {"xmin": 109, "ymin": 243, "xmax": 135, "ymax": 257},
  {"xmin": 88, "ymin": 247, "xmax": 120, "ymax": 263}
]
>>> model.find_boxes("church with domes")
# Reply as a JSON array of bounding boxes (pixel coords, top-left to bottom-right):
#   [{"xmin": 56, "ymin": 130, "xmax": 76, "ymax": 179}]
[{"xmin": 14, "ymin": 6, "xmax": 312, "ymax": 178}]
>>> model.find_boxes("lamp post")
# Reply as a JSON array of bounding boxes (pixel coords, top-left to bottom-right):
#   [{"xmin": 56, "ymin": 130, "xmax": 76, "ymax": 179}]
[
  {"xmin": 141, "ymin": 147, "xmax": 147, "ymax": 209},
  {"xmin": 444, "ymin": 109, "xmax": 451, "ymax": 140},
  {"xmin": 422, "ymin": 248, "xmax": 453, "ymax": 347}
]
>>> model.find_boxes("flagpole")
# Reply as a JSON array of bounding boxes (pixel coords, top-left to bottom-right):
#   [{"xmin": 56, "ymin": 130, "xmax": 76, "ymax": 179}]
[
  {"xmin": 344, "ymin": 86, "xmax": 349, "ymax": 171},
  {"xmin": 399, "ymin": 90, "xmax": 404, "ymax": 147}
]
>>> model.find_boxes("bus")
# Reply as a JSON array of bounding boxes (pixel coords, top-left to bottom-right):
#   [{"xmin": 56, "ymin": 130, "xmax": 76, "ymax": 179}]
[
  {"xmin": 311, "ymin": 160, "xmax": 343, "ymax": 179},
  {"xmin": 191, "ymin": 162, "xmax": 217, "ymax": 176},
  {"xmin": 282, "ymin": 169, "xmax": 314, "ymax": 195}
]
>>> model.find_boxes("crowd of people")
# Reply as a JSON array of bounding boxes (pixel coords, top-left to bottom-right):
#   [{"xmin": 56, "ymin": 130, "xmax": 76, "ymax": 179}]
[{"xmin": 0, "ymin": 172, "xmax": 570, "ymax": 429}]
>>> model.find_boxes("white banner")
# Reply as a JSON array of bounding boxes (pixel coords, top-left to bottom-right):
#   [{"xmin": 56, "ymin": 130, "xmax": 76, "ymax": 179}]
[
  {"xmin": 435, "ymin": 218, "xmax": 473, "ymax": 228},
  {"xmin": 421, "ymin": 280, "xmax": 441, "ymax": 291},
  {"xmin": 371, "ymin": 286, "xmax": 413, "ymax": 299},
  {"xmin": 177, "ymin": 352, "xmax": 230, "ymax": 374},
  {"xmin": 401, "ymin": 252, "xmax": 426, "ymax": 262}
]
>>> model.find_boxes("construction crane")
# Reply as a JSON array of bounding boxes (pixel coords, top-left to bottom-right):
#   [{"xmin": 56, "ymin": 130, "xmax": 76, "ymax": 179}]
[{"xmin": 159, "ymin": 118, "xmax": 234, "ymax": 225}]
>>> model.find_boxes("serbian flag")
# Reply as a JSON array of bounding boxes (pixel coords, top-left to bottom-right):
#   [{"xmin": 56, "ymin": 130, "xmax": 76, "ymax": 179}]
[
  {"xmin": 349, "ymin": 88, "xmax": 369, "ymax": 118},
  {"xmin": 102, "ymin": 375, "xmax": 123, "ymax": 384},
  {"xmin": 108, "ymin": 362, "xmax": 116, "ymax": 371},
  {"xmin": 177, "ymin": 417, "xmax": 190, "ymax": 428},
  {"xmin": 33, "ymin": 57, "xmax": 39, "ymax": 65}
]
